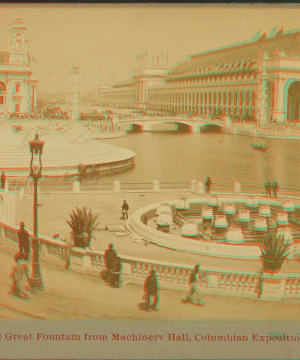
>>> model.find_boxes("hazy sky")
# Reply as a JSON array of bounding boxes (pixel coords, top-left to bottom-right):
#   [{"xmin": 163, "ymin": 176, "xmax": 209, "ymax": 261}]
[{"xmin": 1, "ymin": 4, "xmax": 300, "ymax": 94}]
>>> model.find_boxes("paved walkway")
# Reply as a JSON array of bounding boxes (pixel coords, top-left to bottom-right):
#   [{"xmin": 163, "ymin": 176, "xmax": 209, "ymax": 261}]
[{"xmin": 1, "ymin": 244, "xmax": 300, "ymax": 321}]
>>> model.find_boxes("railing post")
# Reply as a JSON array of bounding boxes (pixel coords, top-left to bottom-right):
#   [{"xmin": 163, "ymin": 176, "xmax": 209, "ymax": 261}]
[
  {"xmin": 72, "ymin": 181, "xmax": 80, "ymax": 193},
  {"xmin": 190, "ymin": 179, "xmax": 197, "ymax": 192},
  {"xmin": 152, "ymin": 180, "xmax": 160, "ymax": 191},
  {"xmin": 113, "ymin": 181, "xmax": 121, "ymax": 192},
  {"xmin": 233, "ymin": 181, "xmax": 241, "ymax": 193},
  {"xmin": 260, "ymin": 272, "xmax": 285, "ymax": 300},
  {"xmin": 197, "ymin": 181, "xmax": 205, "ymax": 194}
]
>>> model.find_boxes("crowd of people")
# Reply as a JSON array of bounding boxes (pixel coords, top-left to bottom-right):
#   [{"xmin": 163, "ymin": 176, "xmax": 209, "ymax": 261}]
[{"xmin": 41, "ymin": 105, "xmax": 69, "ymax": 119}]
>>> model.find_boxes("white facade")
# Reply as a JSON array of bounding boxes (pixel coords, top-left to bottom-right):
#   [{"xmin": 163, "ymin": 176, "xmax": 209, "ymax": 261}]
[{"xmin": 0, "ymin": 16, "xmax": 37, "ymax": 117}]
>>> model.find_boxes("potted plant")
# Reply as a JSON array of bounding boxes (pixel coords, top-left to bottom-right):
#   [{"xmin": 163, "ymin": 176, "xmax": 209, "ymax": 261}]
[
  {"xmin": 260, "ymin": 230, "xmax": 295, "ymax": 273},
  {"xmin": 66, "ymin": 207, "xmax": 100, "ymax": 249}
]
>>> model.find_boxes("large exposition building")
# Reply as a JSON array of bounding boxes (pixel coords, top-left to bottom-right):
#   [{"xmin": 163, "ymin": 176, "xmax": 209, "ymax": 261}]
[
  {"xmin": 0, "ymin": 16, "xmax": 37, "ymax": 118},
  {"xmin": 98, "ymin": 28, "xmax": 300, "ymax": 124}
]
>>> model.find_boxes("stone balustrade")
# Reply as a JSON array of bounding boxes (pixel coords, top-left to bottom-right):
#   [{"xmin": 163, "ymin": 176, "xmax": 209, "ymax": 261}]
[
  {"xmin": 1, "ymin": 194, "xmax": 300, "ymax": 300},
  {"xmin": 0, "ymin": 218, "xmax": 262, "ymax": 297}
]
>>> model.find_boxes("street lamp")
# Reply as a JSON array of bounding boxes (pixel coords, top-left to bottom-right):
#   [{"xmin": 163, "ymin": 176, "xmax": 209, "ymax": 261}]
[{"xmin": 29, "ymin": 133, "xmax": 45, "ymax": 291}]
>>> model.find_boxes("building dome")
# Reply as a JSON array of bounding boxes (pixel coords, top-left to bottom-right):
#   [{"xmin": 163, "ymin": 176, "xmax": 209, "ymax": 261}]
[
  {"xmin": 181, "ymin": 222, "xmax": 198, "ymax": 237},
  {"xmin": 226, "ymin": 226, "xmax": 244, "ymax": 243}
]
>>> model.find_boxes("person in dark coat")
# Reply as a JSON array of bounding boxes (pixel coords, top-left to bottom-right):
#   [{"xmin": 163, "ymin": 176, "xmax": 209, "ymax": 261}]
[
  {"xmin": 104, "ymin": 243, "xmax": 117, "ymax": 284},
  {"xmin": 204, "ymin": 176, "xmax": 212, "ymax": 194},
  {"xmin": 1, "ymin": 171, "xmax": 6, "ymax": 190},
  {"xmin": 144, "ymin": 269, "xmax": 160, "ymax": 311},
  {"xmin": 271, "ymin": 179, "xmax": 279, "ymax": 198},
  {"xmin": 112, "ymin": 256, "xmax": 122, "ymax": 288},
  {"xmin": 121, "ymin": 200, "xmax": 129, "ymax": 220},
  {"xmin": 18, "ymin": 222, "xmax": 30, "ymax": 260},
  {"xmin": 264, "ymin": 179, "xmax": 271, "ymax": 197}
]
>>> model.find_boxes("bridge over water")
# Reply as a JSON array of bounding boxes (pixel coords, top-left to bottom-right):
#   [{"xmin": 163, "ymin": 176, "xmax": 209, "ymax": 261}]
[{"xmin": 118, "ymin": 116, "xmax": 226, "ymax": 132}]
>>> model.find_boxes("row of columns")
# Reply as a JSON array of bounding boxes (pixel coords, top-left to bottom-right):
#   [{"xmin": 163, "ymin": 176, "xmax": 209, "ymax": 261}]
[{"xmin": 148, "ymin": 87, "xmax": 257, "ymax": 117}]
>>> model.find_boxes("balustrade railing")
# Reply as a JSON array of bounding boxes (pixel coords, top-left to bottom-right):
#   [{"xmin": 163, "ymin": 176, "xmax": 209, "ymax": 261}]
[
  {"xmin": 4, "ymin": 178, "xmax": 300, "ymax": 196},
  {"xmin": 0, "ymin": 218, "xmax": 299, "ymax": 299}
]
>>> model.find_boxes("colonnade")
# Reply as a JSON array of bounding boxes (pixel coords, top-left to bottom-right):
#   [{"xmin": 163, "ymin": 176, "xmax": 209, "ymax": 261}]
[{"xmin": 148, "ymin": 86, "xmax": 257, "ymax": 118}]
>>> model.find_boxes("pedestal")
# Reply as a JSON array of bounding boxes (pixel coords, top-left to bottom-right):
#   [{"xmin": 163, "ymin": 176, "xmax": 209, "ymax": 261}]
[
  {"xmin": 73, "ymin": 181, "xmax": 81, "ymax": 193},
  {"xmin": 152, "ymin": 180, "xmax": 160, "ymax": 191},
  {"xmin": 260, "ymin": 272, "xmax": 285, "ymax": 300},
  {"xmin": 197, "ymin": 181, "xmax": 205, "ymax": 194},
  {"xmin": 190, "ymin": 179, "xmax": 197, "ymax": 192},
  {"xmin": 233, "ymin": 181, "xmax": 241, "ymax": 193},
  {"xmin": 113, "ymin": 181, "xmax": 121, "ymax": 192}
]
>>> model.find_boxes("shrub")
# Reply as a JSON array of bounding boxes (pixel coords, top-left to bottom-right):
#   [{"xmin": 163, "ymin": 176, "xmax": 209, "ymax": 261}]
[{"xmin": 66, "ymin": 207, "xmax": 100, "ymax": 248}]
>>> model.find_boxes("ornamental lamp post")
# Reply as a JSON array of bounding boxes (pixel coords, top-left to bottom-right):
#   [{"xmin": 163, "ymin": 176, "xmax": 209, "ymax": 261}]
[{"xmin": 29, "ymin": 133, "xmax": 45, "ymax": 291}]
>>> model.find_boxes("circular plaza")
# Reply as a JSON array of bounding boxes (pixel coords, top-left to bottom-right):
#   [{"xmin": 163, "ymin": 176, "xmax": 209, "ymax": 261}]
[{"xmin": 0, "ymin": 125, "xmax": 135, "ymax": 177}]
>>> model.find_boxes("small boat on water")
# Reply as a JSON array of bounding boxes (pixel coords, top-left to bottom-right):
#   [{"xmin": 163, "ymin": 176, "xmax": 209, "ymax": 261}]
[{"xmin": 251, "ymin": 143, "xmax": 268, "ymax": 151}]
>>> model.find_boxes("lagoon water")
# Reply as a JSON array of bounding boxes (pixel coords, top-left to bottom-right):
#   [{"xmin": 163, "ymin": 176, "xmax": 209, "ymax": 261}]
[{"xmin": 95, "ymin": 129, "xmax": 300, "ymax": 189}]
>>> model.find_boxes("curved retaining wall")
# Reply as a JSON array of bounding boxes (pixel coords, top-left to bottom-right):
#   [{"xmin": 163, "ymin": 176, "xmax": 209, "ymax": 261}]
[
  {"xmin": 128, "ymin": 198, "xmax": 263, "ymax": 260},
  {"xmin": 0, "ymin": 130, "xmax": 135, "ymax": 177}
]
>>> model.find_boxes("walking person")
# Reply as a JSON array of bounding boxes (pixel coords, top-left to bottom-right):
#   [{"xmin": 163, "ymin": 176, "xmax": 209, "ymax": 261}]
[
  {"xmin": 264, "ymin": 179, "xmax": 271, "ymax": 197},
  {"xmin": 104, "ymin": 243, "xmax": 117, "ymax": 285},
  {"xmin": 271, "ymin": 179, "xmax": 279, "ymax": 199},
  {"xmin": 121, "ymin": 200, "xmax": 129, "ymax": 220},
  {"xmin": 144, "ymin": 269, "xmax": 160, "ymax": 311},
  {"xmin": 9, "ymin": 252, "xmax": 30, "ymax": 299},
  {"xmin": 183, "ymin": 264, "xmax": 207, "ymax": 305},
  {"xmin": 1, "ymin": 171, "xmax": 6, "ymax": 191},
  {"xmin": 18, "ymin": 222, "xmax": 30, "ymax": 260},
  {"xmin": 204, "ymin": 176, "xmax": 212, "ymax": 194}
]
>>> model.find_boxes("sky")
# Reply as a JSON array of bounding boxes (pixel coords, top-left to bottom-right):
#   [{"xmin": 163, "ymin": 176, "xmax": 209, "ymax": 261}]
[{"xmin": 1, "ymin": 4, "xmax": 300, "ymax": 94}]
